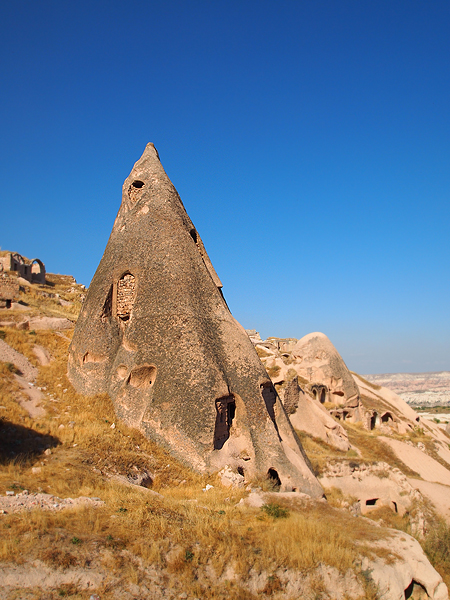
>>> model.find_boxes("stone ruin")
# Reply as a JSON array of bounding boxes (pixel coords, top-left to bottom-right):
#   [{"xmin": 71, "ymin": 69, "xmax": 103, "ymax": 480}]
[
  {"xmin": 0, "ymin": 273, "xmax": 20, "ymax": 309},
  {"xmin": 0, "ymin": 251, "xmax": 46, "ymax": 285},
  {"xmin": 68, "ymin": 143, "xmax": 322, "ymax": 497}
]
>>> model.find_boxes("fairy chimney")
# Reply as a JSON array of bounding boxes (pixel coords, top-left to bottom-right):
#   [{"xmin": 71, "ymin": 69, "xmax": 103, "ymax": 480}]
[{"xmin": 68, "ymin": 143, "xmax": 322, "ymax": 496}]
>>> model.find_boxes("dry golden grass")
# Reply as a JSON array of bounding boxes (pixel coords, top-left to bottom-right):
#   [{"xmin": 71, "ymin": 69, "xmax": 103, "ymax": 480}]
[
  {"xmin": 0, "ymin": 286, "xmax": 448, "ymax": 597},
  {"xmin": 255, "ymin": 346, "xmax": 271, "ymax": 358},
  {"xmin": 295, "ymin": 430, "xmax": 351, "ymax": 476},
  {"xmin": 343, "ymin": 422, "xmax": 421, "ymax": 477}
]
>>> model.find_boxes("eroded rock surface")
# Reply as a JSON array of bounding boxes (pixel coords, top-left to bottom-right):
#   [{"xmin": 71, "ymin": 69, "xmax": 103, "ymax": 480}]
[{"xmin": 68, "ymin": 143, "xmax": 321, "ymax": 496}]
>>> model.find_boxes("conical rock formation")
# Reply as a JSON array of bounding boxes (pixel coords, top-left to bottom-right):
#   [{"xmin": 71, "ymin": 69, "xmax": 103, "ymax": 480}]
[{"xmin": 68, "ymin": 144, "xmax": 322, "ymax": 496}]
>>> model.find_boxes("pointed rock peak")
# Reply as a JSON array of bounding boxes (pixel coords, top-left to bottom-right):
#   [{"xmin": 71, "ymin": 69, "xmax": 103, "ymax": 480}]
[{"xmin": 68, "ymin": 146, "xmax": 322, "ymax": 498}]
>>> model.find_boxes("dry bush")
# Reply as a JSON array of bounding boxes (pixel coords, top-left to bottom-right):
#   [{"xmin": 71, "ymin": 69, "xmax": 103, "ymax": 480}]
[
  {"xmin": 423, "ymin": 518, "xmax": 450, "ymax": 587},
  {"xmin": 41, "ymin": 548, "xmax": 78, "ymax": 569}
]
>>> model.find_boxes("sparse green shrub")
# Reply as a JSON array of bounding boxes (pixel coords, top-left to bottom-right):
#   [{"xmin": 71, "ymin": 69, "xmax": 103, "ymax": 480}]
[
  {"xmin": 261, "ymin": 503, "xmax": 289, "ymax": 519},
  {"xmin": 4, "ymin": 362, "xmax": 21, "ymax": 375}
]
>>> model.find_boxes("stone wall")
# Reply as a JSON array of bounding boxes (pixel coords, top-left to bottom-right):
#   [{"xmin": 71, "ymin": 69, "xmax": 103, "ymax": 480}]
[{"xmin": 116, "ymin": 273, "xmax": 136, "ymax": 320}]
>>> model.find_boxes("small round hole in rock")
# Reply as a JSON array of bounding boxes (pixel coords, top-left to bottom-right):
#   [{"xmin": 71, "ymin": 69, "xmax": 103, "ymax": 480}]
[{"xmin": 132, "ymin": 180, "xmax": 145, "ymax": 188}]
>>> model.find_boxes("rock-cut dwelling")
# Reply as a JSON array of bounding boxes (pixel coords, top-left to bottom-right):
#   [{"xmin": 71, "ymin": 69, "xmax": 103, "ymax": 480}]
[{"xmin": 68, "ymin": 143, "xmax": 322, "ymax": 497}]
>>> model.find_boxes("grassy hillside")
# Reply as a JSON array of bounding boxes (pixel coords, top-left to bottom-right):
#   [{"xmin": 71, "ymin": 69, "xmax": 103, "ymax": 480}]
[{"xmin": 0, "ymin": 279, "xmax": 449, "ymax": 599}]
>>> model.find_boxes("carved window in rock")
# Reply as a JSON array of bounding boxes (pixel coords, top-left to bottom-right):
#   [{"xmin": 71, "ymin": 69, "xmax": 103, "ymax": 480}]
[
  {"xmin": 189, "ymin": 229, "xmax": 203, "ymax": 257},
  {"xmin": 116, "ymin": 273, "xmax": 136, "ymax": 321},
  {"xmin": 128, "ymin": 180, "xmax": 145, "ymax": 204},
  {"xmin": 214, "ymin": 395, "xmax": 236, "ymax": 449}
]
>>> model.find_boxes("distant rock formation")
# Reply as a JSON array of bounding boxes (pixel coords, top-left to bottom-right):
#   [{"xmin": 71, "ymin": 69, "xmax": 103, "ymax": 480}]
[
  {"xmin": 68, "ymin": 143, "xmax": 322, "ymax": 496},
  {"xmin": 363, "ymin": 371, "xmax": 450, "ymax": 407},
  {"xmin": 253, "ymin": 332, "xmax": 362, "ymax": 450},
  {"xmin": 291, "ymin": 332, "xmax": 360, "ymax": 407}
]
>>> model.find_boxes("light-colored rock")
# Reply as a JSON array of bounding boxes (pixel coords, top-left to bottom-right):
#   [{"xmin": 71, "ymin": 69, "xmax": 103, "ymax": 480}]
[
  {"xmin": 219, "ymin": 465, "xmax": 245, "ymax": 488},
  {"xmin": 290, "ymin": 332, "xmax": 360, "ymax": 405},
  {"xmin": 320, "ymin": 462, "xmax": 421, "ymax": 517},
  {"xmin": 0, "ymin": 339, "xmax": 38, "ymax": 381},
  {"xmin": 353, "ymin": 373, "xmax": 420, "ymax": 424},
  {"xmin": 27, "ymin": 316, "xmax": 73, "ymax": 330},
  {"xmin": 407, "ymin": 478, "xmax": 450, "ymax": 523},
  {"xmin": 362, "ymin": 529, "xmax": 448, "ymax": 600},
  {"xmin": 284, "ymin": 377, "xmax": 350, "ymax": 451},
  {"xmin": 239, "ymin": 491, "xmax": 265, "ymax": 508},
  {"xmin": 380, "ymin": 437, "xmax": 450, "ymax": 486}
]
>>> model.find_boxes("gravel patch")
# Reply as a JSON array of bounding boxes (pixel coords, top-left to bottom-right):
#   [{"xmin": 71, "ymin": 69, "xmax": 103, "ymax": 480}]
[{"xmin": 0, "ymin": 491, "xmax": 104, "ymax": 514}]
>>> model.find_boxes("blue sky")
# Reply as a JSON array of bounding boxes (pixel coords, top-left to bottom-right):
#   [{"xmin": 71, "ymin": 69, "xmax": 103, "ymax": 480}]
[{"xmin": 1, "ymin": 1, "xmax": 449, "ymax": 374}]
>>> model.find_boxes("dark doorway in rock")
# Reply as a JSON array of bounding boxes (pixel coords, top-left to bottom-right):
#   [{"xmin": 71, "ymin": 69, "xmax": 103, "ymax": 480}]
[
  {"xmin": 267, "ymin": 468, "xmax": 281, "ymax": 489},
  {"xmin": 404, "ymin": 579, "xmax": 427, "ymax": 600},
  {"xmin": 311, "ymin": 385, "xmax": 328, "ymax": 404},
  {"xmin": 365, "ymin": 498, "xmax": 378, "ymax": 506},
  {"xmin": 261, "ymin": 382, "xmax": 282, "ymax": 441},
  {"xmin": 237, "ymin": 466, "xmax": 244, "ymax": 477},
  {"xmin": 392, "ymin": 501, "xmax": 398, "ymax": 513},
  {"xmin": 370, "ymin": 412, "xmax": 377, "ymax": 430},
  {"xmin": 381, "ymin": 412, "xmax": 393, "ymax": 423},
  {"xmin": 261, "ymin": 383, "xmax": 276, "ymax": 423},
  {"xmin": 214, "ymin": 395, "xmax": 236, "ymax": 450}
]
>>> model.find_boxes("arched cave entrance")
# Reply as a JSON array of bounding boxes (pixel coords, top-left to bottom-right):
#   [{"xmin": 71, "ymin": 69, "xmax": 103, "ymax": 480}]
[{"xmin": 267, "ymin": 468, "xmax": 281, "ymax": 489}]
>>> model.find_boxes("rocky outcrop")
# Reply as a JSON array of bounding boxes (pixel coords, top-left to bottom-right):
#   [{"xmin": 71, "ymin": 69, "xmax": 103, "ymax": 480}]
[
  {"xmin": 361, "ymin": 529, "xmax": 448, "ymax": 600},
  {"xmin": 284, "ymin": 377, "xmax": 350, "ymax": 451},
  {"xmin": 68, "ymin": 143, "xmax": 322, "ymax": 496},
  {"xmin": 290, "ymin": 332, "xmax": 360, "ymax": 406},
  {"xmin": 254, "ymin": 332, "xmax": 365, "ymax": 437},
  {"xmin": 319, "ymin": 461, "xmax": 423, "ymax": 520}
]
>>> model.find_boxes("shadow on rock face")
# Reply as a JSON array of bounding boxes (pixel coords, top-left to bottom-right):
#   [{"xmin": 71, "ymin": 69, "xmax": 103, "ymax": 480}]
[{"xmin": 0, "ymin": 419, "xmax": 60, "ymax": 465}]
